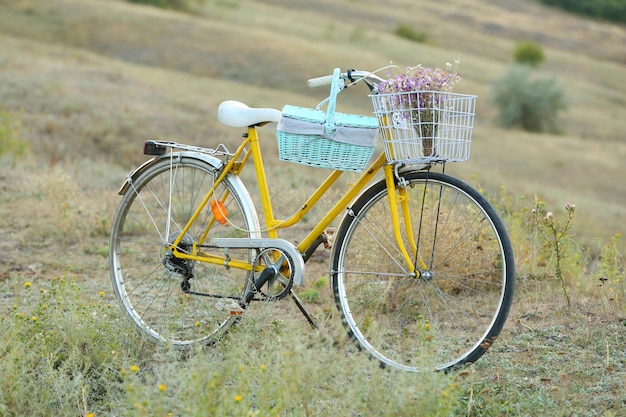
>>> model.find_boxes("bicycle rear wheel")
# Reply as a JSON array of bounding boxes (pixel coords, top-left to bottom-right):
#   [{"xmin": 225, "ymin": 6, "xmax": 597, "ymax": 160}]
[
  {"xmin": 109, "ymin": 156, "xmax": 258, "ymax": 347},
  {"xmin": 331, "ymin": 170, "xmax": 514, "ymax": 372}
]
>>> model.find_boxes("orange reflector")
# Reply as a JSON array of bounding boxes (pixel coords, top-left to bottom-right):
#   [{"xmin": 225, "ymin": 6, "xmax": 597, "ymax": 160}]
[{"xmin": 211, "ymin": 200, "xmax": 228, "ymax": 225}]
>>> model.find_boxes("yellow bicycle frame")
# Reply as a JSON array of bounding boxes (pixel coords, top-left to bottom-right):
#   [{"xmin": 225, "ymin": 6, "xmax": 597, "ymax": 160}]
[{"xmin": 168, "ymin": 124, "xmax": 423, "ymax": 275}]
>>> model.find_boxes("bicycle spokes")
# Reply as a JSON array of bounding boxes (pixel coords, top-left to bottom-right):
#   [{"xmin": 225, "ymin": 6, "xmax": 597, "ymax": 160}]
[{"xmin": 332, "ymin": 171, "xmax": 514, "ymax": 372}]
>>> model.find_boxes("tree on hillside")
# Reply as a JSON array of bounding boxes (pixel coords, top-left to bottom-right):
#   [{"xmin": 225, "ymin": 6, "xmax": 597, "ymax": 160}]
[{"xmin": 538, "ymin": 0, "xmax": 626, "ymax": 24}]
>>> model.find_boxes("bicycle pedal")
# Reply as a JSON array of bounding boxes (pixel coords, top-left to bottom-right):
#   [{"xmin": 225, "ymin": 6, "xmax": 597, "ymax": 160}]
[
  {"xmin": 215, "ymin": 300, "xmax": 245, "ymax": 316},
  {"xmin": 229, "ymin": 307, "xmax": 244, "ymax": 316},
  {"xmin": 323, "ymin": 227, "xmax": 337, "ymax": 249}
]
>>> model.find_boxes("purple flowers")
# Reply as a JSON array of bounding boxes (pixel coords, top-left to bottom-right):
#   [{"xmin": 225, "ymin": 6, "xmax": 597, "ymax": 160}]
[
  {"xmin": 376, "ymin": 63, "xmax": 462, "ymax": 120},
  {"xmin": 377, "ymin": 63, "xmax": 461, "ymax": 110},
  {"xmin": 375, "ymin": 62, "xmax": 462, "ymax": 149},
  {"xmin": 372, "ymin": 60, "xmax": 468, "ymax": 157},
  {"xmin": 379, "ymin": 65, "xmax": 460, "ymax": 94}
]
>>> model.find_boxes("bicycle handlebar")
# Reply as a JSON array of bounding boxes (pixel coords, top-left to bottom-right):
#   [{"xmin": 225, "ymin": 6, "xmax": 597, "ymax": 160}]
[
  {"xmin": 307, "ymin": 74, "xmax": 335, "ymax": 88},
  {"xmin": 307, "ymin": 69, "xmax": 385, "ymax": 90}
]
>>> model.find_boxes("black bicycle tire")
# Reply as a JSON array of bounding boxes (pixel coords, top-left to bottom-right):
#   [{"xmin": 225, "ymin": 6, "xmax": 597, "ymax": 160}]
[{"xmin": 331, "ymin": 170, "xmax": 515, "ymax": 372}]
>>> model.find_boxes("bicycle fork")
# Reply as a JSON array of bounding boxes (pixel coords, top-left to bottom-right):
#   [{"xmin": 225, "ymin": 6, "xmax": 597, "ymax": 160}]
[{"xmin": 383, "ymin": 165, "xmax": 429, "ymax": 279}]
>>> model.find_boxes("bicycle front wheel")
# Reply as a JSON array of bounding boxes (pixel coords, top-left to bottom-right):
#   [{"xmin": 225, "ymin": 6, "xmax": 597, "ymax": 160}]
[
  {"xmin": 331, "ymin": 170, "xmax": 514, "ymax": 372},
  {"xmin": 109, "ymin": 156, "xmax": 258, "ymax": 347}
]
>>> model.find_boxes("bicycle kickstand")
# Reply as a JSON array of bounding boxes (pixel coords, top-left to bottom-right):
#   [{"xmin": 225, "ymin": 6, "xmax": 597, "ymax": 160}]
[
  {"xmin": 289, "ymin": 289, "xmax": 318, "ymax": 329},
  {"xmin": 242, "ymin": 265, "xmax": 318, "ymax": 329}
]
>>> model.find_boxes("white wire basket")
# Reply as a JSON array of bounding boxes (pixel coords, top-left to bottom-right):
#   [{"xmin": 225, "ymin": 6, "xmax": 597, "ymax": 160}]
[{"xmin": 370, "ymin": 90, "xmax": 476, "ymax": 164}]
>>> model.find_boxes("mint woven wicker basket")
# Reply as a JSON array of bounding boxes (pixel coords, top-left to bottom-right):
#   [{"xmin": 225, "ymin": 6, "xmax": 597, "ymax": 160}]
[{"xmin": 277, "ymin": 69, "xmax": 379, "ymax": 172}]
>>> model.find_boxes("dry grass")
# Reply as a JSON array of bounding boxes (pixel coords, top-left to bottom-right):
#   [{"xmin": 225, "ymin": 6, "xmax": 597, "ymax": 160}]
[{"xmin": 0, "ymin": 0, "xmax": 625, "ymax": 415}]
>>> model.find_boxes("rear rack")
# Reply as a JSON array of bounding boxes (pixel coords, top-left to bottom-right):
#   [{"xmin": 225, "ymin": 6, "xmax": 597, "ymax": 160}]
[{"xmin": 143, "ymin": 140, "xmax": 234, "ymax": 158}]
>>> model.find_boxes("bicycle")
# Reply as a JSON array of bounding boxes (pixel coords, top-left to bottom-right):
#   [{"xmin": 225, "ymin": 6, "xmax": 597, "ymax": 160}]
[{"xmin": 109, "ymin": 68, "xmax": 515, "ymax": 372}]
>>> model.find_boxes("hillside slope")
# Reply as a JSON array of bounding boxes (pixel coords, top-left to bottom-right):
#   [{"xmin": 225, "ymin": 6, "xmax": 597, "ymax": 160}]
[{"xmin": 0, "ymin": 0, "xmax": 625, "ymax": 246}]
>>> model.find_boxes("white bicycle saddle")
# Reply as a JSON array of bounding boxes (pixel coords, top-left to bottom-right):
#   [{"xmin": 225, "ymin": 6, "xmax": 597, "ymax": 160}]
[{"xmin": 217, "ymin": 100, "xmax": 282, "ymax": 128}]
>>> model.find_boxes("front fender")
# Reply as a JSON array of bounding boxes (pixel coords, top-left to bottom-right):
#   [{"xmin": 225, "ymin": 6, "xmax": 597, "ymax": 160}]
[{"xmin": 117, "ymin": 151, "xmax": 223, "ymax": 195}]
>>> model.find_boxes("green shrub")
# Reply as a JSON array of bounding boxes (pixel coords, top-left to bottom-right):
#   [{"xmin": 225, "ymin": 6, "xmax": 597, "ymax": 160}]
[
  {"xmin": 492, "ymin": 65, "xmax": 566, "ymax": 133},
  {"xmin": 393, "ymin": 24, "xmax": 428, "ymax": 43},
  {"xmin": 297, "ymin": 288, "xmax": 320, "ymax": 303},
  {"xmin": 513, "ymin": 41, "xmax": 545, "ymax": 67},
  {"xmin": 0, "ymin": 111, "xmax": 28, "ymax": 164},
  {"xmin": 126, "ymin": 0, "xmax": 207, "ymax": 12}
]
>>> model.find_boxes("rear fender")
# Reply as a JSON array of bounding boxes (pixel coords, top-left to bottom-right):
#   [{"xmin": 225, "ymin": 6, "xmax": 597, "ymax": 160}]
[
  {"xmin": 117, "ymin": 151, "xmax": 223, "ymax": 195},
  {"xmin": 116, "ymin": 151, "xmax": 261, "ymax": 239}
]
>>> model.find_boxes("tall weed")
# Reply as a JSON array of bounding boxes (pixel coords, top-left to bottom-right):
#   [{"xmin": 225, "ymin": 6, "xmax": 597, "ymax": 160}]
[
  {"xmin": 595, "ymin": 234, "xmax": 625, "ymax": 315},
  {"xmin": 532, "ymin": 198, "xmax": 577, "ymax": 307}
]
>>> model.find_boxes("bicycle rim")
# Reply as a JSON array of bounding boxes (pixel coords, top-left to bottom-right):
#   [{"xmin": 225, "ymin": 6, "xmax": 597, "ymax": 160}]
[
  {"xmin": 332, "ymin": 171, "xmax": 514, "ymax": 372},
  {"xmin": 109, "ymin": 157, "xmax": 256, "ymax": 347}
]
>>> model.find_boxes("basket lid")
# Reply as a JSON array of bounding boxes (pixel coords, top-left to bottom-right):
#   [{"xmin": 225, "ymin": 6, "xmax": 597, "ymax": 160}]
[{"xmin": 281, "ymin": 105, "xmax": 378, "ymax": 129}]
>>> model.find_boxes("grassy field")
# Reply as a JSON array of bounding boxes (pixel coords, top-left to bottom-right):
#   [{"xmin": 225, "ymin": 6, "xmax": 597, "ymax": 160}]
[{"xmin": 1, "ymin": 0, "xmax": 625, "ymax": 415}]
